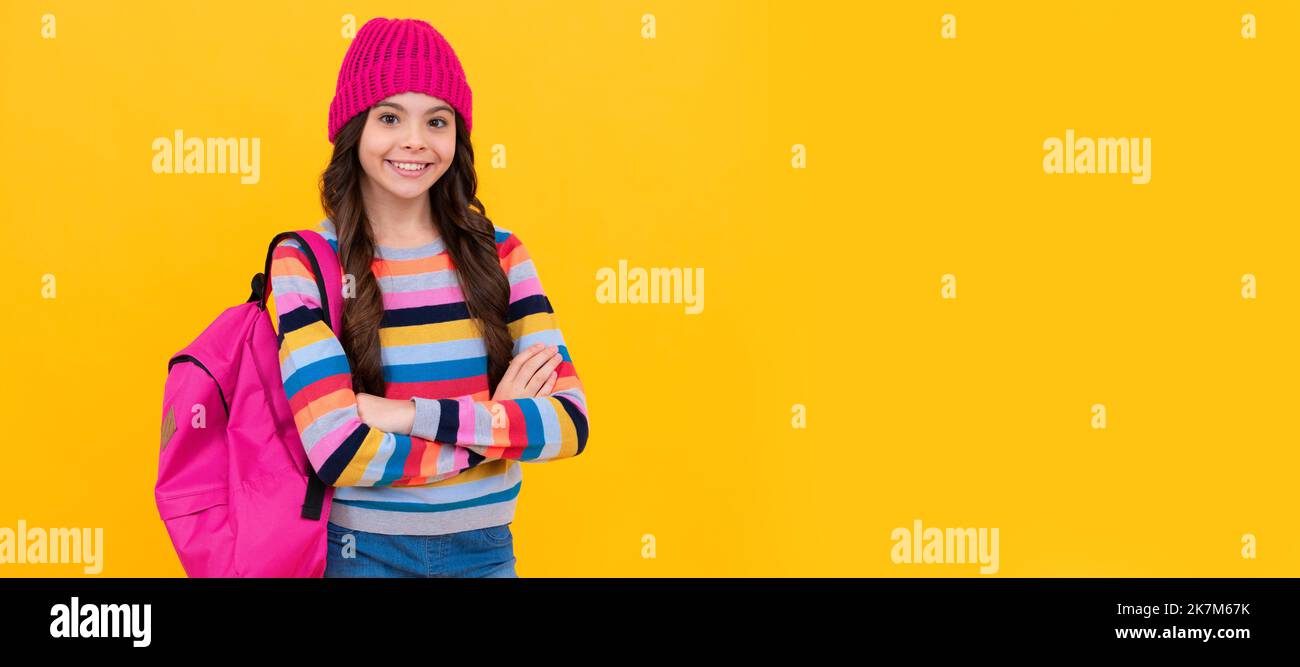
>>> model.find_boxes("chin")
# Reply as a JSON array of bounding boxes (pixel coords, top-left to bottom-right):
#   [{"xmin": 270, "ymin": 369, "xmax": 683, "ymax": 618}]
[{"xmin": 385, "ymin": 185, "xmax": 431, "ymax": 200}]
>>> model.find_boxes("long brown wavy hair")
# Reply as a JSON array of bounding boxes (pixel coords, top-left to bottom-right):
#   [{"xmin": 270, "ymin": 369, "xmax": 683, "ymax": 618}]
[{"xmin": 318, "ymin": 111, "xmax": 513, "ymax": 397}]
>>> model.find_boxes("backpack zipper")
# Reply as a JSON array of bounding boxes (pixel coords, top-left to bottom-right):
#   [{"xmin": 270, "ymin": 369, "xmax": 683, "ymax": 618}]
[{"xmin": 167, "ymin": 354, "xmax": 230, "ymax": 415}]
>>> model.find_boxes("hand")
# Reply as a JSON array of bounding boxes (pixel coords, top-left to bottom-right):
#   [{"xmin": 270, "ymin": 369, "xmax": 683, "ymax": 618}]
[
  {"xmin": 491, "ymin": 343, "xmax": 562, "ymax": 401},
  {"xmin": 355, "ymin": 392, "xmax": 416, "ymax": 434}
]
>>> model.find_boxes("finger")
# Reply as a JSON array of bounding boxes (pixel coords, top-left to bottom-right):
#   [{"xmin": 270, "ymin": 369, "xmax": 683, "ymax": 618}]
[
  {"xmin": 516, "ymin": 345, "xmax": 557, "ymax": 385},
  {"xmin": 539, "ymin": 371, "xmax": 557, "ymax": 396},
  {"xmin": 500, "ymin": 343, "xmax": 546, "ymax": 386},
  {"xmin": 523, "ymin": 350, "xmax": 562, "ymax": 392},
  {"xmin": 522, "ymin": 351, "xmax": 563, "ymax": 396}
]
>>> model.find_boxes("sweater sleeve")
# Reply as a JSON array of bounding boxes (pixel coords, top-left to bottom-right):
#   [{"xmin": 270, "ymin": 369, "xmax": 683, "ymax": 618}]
[
  {"xmin": 409, "ymin": 231, "xmax": 591, "ymax": 462},
  {"xmin": 270, "ymin": 238, "xmax": 484, "ymax": 488}
]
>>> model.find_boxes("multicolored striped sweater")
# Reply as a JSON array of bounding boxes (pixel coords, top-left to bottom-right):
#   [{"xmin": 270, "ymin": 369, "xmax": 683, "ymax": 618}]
[{"xmin": 268, "ymin": 218, "xmax": 589, "ymax": 536}]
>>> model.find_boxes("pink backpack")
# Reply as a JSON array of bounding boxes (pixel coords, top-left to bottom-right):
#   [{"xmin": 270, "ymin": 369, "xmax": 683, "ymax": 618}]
[{"xmin": 156, "ymin": 229, "xmax": 341, "ymax": 577}]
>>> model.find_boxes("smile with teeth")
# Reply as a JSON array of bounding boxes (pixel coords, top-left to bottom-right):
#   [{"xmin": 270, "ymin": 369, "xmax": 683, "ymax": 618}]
[{"xmin": 386, "ymin": 159, "xmax": 432, "ymax": 176}]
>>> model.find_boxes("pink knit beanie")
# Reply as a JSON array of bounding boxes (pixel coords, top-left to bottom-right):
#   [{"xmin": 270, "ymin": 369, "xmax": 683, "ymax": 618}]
[{"xmin": 328, "ymin": 17, "xmax": 473, "ymax": 144}]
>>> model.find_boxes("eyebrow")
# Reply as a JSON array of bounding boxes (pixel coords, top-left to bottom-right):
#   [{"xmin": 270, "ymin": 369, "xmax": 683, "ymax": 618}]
[{"xmin": 376, "ymin": 101, "xmax": 454, "ymax": 116}]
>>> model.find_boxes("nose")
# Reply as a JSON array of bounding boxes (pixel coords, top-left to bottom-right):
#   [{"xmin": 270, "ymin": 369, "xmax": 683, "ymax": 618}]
[{"xmin": 402, "ymin": 125, "xmax": 428, "ymax": 153}]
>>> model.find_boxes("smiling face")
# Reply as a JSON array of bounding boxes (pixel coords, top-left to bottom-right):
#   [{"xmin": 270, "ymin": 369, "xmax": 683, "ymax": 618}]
[{"xmin": 357, "ymin": 91, "xmax": 458, "ymax": 202}]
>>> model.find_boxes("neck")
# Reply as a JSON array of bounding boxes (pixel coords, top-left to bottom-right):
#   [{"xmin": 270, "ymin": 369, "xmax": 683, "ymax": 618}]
[{"xmin": 361, "ymin": 188, "xmax": 440, "ymax": 247}]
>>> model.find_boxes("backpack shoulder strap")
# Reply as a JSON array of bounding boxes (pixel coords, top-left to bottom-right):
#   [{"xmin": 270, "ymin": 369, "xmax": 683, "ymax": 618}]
[
  {"xmin": 255, "ymin": 229, "xmax": 344, "ymax": 337},
  {"xmin": 254, "ymin": 228, "xmax": 343, "ymax": 522}
]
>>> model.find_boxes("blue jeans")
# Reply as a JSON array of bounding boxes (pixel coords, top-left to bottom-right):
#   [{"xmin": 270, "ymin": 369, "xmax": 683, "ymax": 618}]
[{"xmin": 324, "ymin": 521, "xmax": 518, "ymax": 578}]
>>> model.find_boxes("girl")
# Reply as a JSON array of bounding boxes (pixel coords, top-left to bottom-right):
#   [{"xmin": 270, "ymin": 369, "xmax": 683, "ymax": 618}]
[{"xmin": 268, "ymin": 17, "xmax": 590, "ymax": 577}]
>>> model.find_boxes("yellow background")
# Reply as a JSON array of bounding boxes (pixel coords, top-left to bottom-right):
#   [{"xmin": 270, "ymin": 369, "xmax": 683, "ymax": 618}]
[{"xmin": 1, "ymin": 0, "xmax": 1296, "ymax": 576}]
